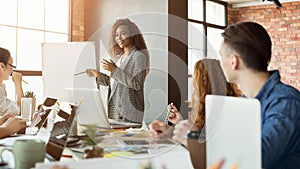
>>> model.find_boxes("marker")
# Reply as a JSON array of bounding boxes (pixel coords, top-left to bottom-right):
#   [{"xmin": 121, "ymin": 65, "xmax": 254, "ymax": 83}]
[{"xmin": 73, "ymin": 71, "xmax": 86, "ymax": 76}]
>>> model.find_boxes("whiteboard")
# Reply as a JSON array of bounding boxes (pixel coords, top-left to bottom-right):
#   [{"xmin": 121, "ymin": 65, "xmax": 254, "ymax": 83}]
[{"xmin": 42, "ymin": 41, "xmax": 98, "ymax": 102}]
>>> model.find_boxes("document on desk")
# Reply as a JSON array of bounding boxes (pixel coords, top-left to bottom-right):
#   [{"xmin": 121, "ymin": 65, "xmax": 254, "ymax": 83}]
[{"xmin": 0, "ymin": 128, "xmax": 50, "ymax": 146}]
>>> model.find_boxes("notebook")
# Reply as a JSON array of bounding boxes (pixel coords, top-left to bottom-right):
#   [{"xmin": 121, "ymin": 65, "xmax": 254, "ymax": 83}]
[
  {"xmin": 205, "ymin": 95, "xmax": 261, "ymax": 169},
  {"xmin": 67, "ymin": 88, "xmax": 141, "ymax": 129}
]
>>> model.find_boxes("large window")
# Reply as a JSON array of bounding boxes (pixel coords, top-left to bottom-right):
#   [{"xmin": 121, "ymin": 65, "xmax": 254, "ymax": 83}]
[
  {"xmin": 188, "ymin": 0, "xmax": 227, "ymax": 99},
  {"xmin": 188, "ymin": 0, "xmax": 227, "ymax": 72},
  {"xmin": 0, "ymin": 0, "xmax": 70, "ymax": 104}
]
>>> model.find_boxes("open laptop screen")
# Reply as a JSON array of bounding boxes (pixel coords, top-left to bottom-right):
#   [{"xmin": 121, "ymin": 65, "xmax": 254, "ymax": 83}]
[
  {"xmin": 68, "ymin": 88, "xmax": 141, "ymax": 129},
  {"xmin": 46, "ymin": 104, "xmax": 79, "ymax": 161},
  {"xmin": 205, "ymin": 95, "xmax": 261, "ymax": 169},
  {"xmin": 67, "ymin": 88, "xmax": 109, "ymax": 128}
]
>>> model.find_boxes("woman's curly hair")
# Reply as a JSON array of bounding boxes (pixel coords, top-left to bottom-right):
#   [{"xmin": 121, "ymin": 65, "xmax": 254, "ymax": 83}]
[
  {"xmin": 109, "ymin": 18, "xmax": 149, "ymax": 74},
  {"xmin": 190, "ymin": 59, "xmax": 241, "ymax": 130}
]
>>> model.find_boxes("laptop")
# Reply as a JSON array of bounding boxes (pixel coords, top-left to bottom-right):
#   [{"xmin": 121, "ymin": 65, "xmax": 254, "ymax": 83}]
[
  {"xmin": 205, "ymin": 95, "xmax": 261, "ymax": 169},
  {"xmin": 46, "ymin": 104, "xmax": 79, "ymax": 161},
  {"xmin": 68, "ymin": 88, "xmax": 142, "ymax": 129},
  {"xmin": 25, "ymin": 97, "xmax": 58, "ymax": 134},
  {"xmin": 0, "ymin": 100, "xmax": 78, "ymax": 164}
]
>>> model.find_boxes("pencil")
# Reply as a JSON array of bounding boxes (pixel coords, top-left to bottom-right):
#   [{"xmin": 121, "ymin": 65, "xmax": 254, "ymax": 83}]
[
  {"xmin": 77, "ymin": 98, "xmax": 83, "ymax": 107},
  {"xmin": 22, "ymin": 80, "xmax": 29, "ymax": 85}
]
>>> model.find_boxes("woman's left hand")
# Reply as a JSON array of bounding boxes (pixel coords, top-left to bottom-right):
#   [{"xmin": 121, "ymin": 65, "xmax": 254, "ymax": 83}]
[{"xmin": 101, "ymin": 59, "xmax": 117, "ymax": 72}]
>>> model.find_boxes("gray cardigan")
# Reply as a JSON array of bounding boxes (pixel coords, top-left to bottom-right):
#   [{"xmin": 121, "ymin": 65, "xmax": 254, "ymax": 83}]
[{"xmin": 96, "ymin": 47, "xmax": 147, "ymax": 123}]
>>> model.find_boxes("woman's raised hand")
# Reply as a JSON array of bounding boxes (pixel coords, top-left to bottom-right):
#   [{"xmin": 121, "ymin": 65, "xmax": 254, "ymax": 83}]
[
  {"xmin": 12, "ymin": 71, "xmax": 23, "ymax": 85},
  {"xmin": 167, "ymin": 103, "xmax": 183, "ymax": 125},
  {"xmin": 101, "ymin": 59, "xmax": 117, "ymax": 72}
]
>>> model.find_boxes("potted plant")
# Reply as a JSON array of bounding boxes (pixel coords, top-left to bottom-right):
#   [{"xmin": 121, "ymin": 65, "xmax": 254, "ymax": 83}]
[
  {"xmin": 81, "ymin": 124, "xmax": 104, "ymax": 158},
  {"xmin": 24, "ymin": 91, "xmax": 36, "ymax": 98},
  {"xmin": 21, "ymin": 91, "xmax": 36, "ymax": 121}
]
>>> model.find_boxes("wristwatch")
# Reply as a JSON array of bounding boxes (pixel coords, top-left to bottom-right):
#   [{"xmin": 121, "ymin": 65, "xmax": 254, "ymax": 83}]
[{"xmin": 187, "ymin": 130, "xmax": 202, "ymax": 139}]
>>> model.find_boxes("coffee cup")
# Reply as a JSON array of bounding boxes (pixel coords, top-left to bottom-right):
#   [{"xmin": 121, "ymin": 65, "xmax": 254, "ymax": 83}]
[{"xmin": 0, "ymin": 139, "xmax": 46, "ymax": 169}]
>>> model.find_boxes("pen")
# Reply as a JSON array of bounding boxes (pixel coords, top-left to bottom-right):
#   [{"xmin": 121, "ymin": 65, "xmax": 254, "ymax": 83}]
[
  {"xmin": 73, "ymin": 71, "xmax": 86, "ymax": 76},
  {"xmin": 77, "ymin": 98, "xmax": 83, "ymax": 107},
  {"xmin": 11, "ymin": 71, "xmax": 29, "ymax": 84},
  {"xmin": 22, "ymin": 80, "xmax": 29, "ymax": 85}
]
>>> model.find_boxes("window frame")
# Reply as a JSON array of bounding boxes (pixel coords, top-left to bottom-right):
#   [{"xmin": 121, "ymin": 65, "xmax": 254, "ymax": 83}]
[
  {"xmin": 188, "ymin": 0, "xmax": 228, "ymax": 76},
  {"xmin": 0, "ymin": 0, "xmax": 71, "ymax": 103}
]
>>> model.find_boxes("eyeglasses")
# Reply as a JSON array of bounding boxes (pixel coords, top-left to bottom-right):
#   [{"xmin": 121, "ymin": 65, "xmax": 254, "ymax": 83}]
[{"xmin": 6, "ymin": 63, "xmax": 16, "ymax": 69}]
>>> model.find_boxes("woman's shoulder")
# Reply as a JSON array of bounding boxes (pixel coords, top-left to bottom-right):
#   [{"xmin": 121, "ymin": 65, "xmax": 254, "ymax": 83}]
[{"xmin": 132, "ymin": 49, "xmax": 146, "ymax": 60}]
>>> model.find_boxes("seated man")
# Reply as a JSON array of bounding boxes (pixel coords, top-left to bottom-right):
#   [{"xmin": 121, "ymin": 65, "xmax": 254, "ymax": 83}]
[{"xmin": 219, "ymin": 21, "xmax": 300, "ymax": 169}]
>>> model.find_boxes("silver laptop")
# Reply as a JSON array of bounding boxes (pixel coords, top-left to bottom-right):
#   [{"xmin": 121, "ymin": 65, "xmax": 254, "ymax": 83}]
[
  {"xmin": 68, "ymin": 88, "xmax": 141, "ymax": 129},
  {"xmin": 205, "ymin": 95, "xmax": 261, "ymax": 169}
]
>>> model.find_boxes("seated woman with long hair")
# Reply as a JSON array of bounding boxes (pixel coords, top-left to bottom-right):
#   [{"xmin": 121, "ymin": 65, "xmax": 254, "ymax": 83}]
[{"xmin": 149, "ymin": 58, "xmax": 241, "ymax": 145}]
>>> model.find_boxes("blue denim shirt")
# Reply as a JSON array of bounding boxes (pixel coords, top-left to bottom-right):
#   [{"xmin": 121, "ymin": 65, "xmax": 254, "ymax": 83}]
[{"xmin": 254, "ymin": 70, "xmax": 300, "ymax": 169}]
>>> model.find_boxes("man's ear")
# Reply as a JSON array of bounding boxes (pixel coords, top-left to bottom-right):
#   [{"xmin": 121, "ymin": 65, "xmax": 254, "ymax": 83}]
[{"xmin": 230, "ymin": 54, "xmax": 239, "ymax": 70}]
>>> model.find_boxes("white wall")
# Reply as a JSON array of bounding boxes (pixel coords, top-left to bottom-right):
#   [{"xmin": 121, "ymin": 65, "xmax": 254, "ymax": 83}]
[{"xmin": 85, "ymin": 0, "xmax": 169, "ymax": 123}]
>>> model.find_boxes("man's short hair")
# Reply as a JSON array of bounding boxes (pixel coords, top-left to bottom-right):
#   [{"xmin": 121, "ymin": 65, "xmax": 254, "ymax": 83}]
[{"xmin": 221, "ymin": 22, "xmax": 272, "ymax": 72}]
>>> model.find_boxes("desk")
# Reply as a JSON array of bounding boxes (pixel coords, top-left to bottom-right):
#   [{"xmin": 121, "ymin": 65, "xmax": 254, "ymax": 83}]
[
  {"xmin": 34, "ymin": 145, "xmax": 193, "ymax": 169},
  {"xmin": 0, "ymin": 128, "xmax": 194, "ymax": 169},
  {"xmin": 34, "ymin": 129, "xmax": 194, "ymax": 169}
]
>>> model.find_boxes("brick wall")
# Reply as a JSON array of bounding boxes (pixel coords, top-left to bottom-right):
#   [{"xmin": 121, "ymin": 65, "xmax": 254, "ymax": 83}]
[
  {"xmin": 228, "ymin": 2, "xmax": 300, "ymax": 90},
  {"xmin": 71, "ymin": 0, "xmax": 84, "ymax": 41}
]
